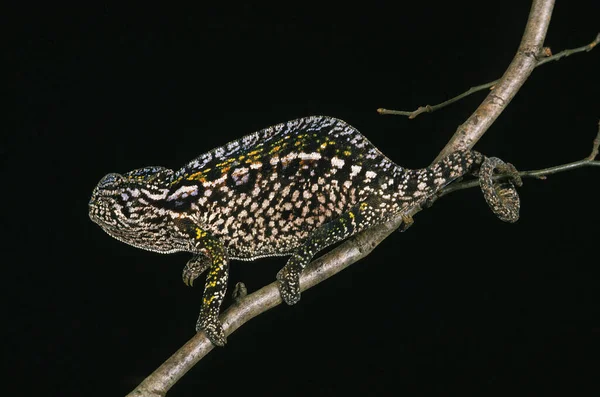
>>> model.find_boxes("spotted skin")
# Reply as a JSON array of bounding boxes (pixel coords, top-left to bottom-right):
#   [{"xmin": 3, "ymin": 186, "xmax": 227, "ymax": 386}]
[
  {"xmin": 88, "ymin": 116, "xmax": 519, "ymax": 346},
  {"xmin": 478, "ymin": 157, "xmax": 522, "ymax": 222}
]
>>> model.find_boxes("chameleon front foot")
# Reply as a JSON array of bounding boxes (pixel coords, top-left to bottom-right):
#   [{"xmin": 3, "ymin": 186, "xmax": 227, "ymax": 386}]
[
  {"xmin": 182, "ymin": 254, "xmax": 211, "ymax": 287},
  {"xmin": 196, "ymin": 315, "xmax": 227, "ymax": 347}
]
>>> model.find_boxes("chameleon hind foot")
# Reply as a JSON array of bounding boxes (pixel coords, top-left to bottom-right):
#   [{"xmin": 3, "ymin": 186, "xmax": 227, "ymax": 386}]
[
  {"xmin": 277, "ymin": 258, "xmax": 302, "ymax": 305},
  {"xmin": 196, "ymin": 315, "xmax": 227, "ymax": 346},
  {"xmin": 398, "ymin": 214, "xmax": 414, "ymax": 232}
]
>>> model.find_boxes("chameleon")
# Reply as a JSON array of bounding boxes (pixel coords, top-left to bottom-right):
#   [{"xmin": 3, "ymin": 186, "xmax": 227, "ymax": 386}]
[{"xmin": 88, "ymin": 115, "xmax": 520, "ymax": 346}]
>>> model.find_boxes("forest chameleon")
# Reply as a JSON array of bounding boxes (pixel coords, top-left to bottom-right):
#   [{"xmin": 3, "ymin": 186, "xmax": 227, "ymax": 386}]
[{"xmin": 89, "ymin": 116, "xmax": 520, "ymax": 346}]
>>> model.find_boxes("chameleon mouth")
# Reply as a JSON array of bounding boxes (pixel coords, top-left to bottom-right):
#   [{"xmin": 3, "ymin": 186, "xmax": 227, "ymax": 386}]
[
  {"xmin": 88, "ymin": 201, "xmax": 115, "ymax": 226},
  {"xmin": 88, "ymin": 201, "xmax": 98, "ymax": 216},
  {"xmin": 88, "ymin": 199, "xmax": 100, "ymax": 214},
  {"xmin": 88, "ymin": 208, "xmax": 104, "ymax": 226}
]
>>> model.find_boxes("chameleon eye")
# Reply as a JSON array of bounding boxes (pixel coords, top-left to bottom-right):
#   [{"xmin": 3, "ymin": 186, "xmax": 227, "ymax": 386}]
[{"xmin": 98, "ymin": 173, "xmax": 123, "ymax": 189}]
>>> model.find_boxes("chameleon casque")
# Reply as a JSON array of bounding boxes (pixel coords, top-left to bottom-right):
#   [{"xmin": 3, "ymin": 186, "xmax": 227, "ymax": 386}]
[{"xmin": 89, "ymin": 116, "xmax": 520, "ymax": 346}]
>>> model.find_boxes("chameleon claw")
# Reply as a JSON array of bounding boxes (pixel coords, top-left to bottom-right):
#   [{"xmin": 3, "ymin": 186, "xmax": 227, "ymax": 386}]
[
  {"xmin": 398, "ymin": 214, "xmax": 414, "ymax": 232},
  {"xmin": 182, "ymin": 268, "xmax": 195, "ymax": 287},
  {"xmin": 182, "ymin": 254, "xmax": 211, "ymax": 287}
]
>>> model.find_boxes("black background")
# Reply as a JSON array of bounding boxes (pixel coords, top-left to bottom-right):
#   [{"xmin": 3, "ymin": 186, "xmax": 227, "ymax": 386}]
[{"xmin": 8, "ymin": 2, "xmax": 600, "ymax": 396}]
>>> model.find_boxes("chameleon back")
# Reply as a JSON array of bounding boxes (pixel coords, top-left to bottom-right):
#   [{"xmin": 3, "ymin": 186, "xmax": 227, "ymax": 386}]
[{"xmin": 166, "ymin": 116, "xmax": 402, "ymax": 259}]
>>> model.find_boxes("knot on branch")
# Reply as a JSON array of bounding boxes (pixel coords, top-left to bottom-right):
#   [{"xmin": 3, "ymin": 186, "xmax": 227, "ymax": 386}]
[
  {"xmin": 232, "ymin": 282, "xmax": 248, "ymax": 302},
  {"xmin": 519, "ymin": 44, "xmax": 544, "ymax": 61}
]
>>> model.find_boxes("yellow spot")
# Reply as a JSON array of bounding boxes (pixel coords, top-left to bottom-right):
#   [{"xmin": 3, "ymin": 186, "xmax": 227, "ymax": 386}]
[
  {"xmin": 359, "ymin": 202, "xmax": 368, "ymax": 211},
  {"xmin": 195, "ymin": 228, "xmax": 207, "ymax": 240},
  {"xmin": 187, "ymin": 169, "xmax": 210, "ymax": 182},
  {"xmin": 170, "ymin": 176, "xmax": 184, "ymax": 185},
  {"xmin": 348, "ymin": 211, "xmax": 355, "ymax": 219},
  {"xmin": 204, "ymin": 295, "xmax": 216, "ymax": 305},
  {"xmin": 238, "ymin": 155, "xmax": 245, "ymax": 160},
  {"xmin": 216, "ymin": 158, "xmax": 235, "ymax": 168},
  {"xmin": 247, "ymin": 149, "xmax": 262, "ymax": 156},
  {"xmin": 320, "ymin": 142, "xmax": 328, "ymax": 149},
  {"xmin": 343, "ymin": 150, "xmax": 352, "ymax": 156},
  {"xmin": 186, "ymin": 173, "xmax": 199, "ymax": 181}
]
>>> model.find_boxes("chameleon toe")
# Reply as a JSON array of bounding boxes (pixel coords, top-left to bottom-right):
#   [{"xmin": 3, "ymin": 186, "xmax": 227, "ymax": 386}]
[{"xmin": 277, "ymin": 279, "xmax": 301, "ymax": 305}]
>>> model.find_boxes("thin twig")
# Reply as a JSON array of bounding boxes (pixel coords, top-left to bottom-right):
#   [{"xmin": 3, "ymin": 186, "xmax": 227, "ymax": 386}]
[
  {"xmin": 378, "ymin": 81, "xmax": 498, "ymax": 119},
  {"xmin": 440, "ymin": 125, "xmax": 600, "ymax": 197},
  {"xmin": 537, "ymin": 33, "xmax": 599, "ymax": 66},
  {"xmin": 377, "ymin": 33, "xmax": 599, "ymax": 119}
]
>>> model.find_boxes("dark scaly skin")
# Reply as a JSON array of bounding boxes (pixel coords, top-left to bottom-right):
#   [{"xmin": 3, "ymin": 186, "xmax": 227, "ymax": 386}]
[
  {"xmin": 478, "ymin": 157, "xmax": 522, "ymax": 222},
  {"xmin": 88, "ymin": 116, "xmax": 519, "ymax": 346}
]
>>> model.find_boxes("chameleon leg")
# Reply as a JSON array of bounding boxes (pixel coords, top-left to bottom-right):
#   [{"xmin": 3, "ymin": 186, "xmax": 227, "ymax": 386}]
[
  {"xmin": 182, "ymin": 254, "xmax": 211, "ymax": 287},
  {"xmin": 277, "ymin": 201, "xmax": 379, "ymax": 305},
  {"xmin": 191, "ymin": 228, "xmax": 229, "ymax": 346}
]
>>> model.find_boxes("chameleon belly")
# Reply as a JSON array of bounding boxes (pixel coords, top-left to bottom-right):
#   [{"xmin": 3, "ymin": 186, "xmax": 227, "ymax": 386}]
[{"xmin": 89, "ymin": 115, "xmax": 520, "ymax": 346}]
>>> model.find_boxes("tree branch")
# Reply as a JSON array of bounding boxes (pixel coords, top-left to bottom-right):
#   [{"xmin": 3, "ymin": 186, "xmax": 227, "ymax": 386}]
[
  {"xmin": 377, "ymin": 33, "xmax": 599, "ymax": 119},
  {"xmin": 433, "ymin": 0, "xmax": 555, "ymax": 162}
]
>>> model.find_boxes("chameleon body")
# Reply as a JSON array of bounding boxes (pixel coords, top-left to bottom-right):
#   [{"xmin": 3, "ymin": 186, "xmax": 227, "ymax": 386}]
[{"xmin": 89, "ymin": 116, "xmax": 519, "ymax": 346}]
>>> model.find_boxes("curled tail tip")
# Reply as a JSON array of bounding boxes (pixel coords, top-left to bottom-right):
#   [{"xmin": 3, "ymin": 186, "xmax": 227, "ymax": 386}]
[{"xmin": 479, "ymin": 157, "xmax": 521, "ymax": 223}]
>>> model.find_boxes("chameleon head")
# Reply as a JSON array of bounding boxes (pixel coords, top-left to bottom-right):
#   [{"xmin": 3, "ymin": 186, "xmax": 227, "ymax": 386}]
[{"xmin": 88, "ymin": 171, "xmax": 185, "ymax": 254}]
